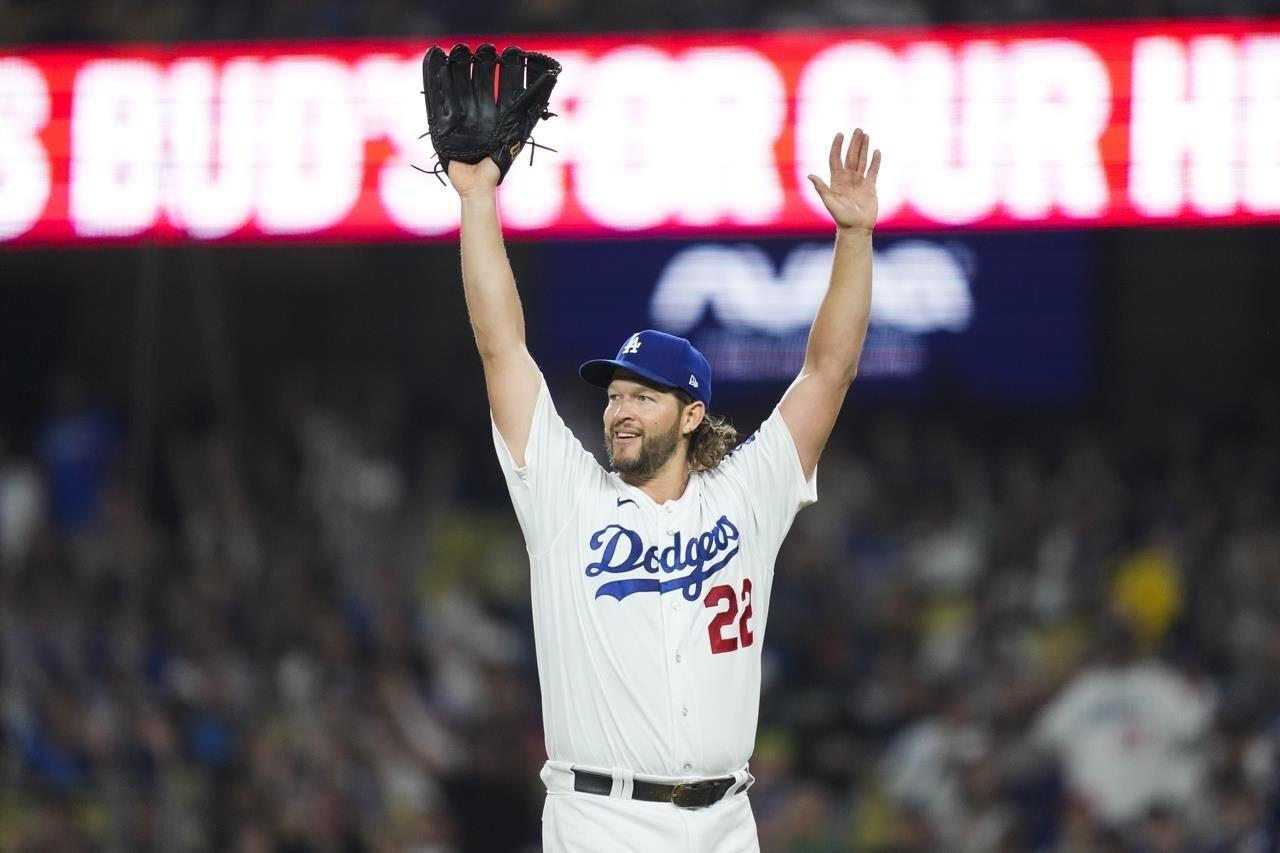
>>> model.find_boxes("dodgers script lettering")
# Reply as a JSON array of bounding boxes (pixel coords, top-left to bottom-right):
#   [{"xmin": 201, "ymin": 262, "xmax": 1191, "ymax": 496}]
[{"xmin": 585, "ymin": 516, "xmax": 741, "ymax": 601}]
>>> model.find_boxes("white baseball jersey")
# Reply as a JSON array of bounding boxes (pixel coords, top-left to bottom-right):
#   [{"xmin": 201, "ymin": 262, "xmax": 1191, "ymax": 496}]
[{"xmin": 492, "ymin": 374, "xmax": 816, "ymax": 780}]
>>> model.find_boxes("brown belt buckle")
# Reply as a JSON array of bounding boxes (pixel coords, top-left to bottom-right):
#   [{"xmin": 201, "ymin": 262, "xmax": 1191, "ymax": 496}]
[{"xmin": 670, "ymin": 780, "xmax": 718, "ymax": 809}]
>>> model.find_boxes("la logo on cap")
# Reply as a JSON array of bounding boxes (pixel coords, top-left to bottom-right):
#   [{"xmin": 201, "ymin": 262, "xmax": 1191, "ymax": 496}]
[{"xmin": 621, "ymin": 334, "xmax": 642, "ymax": 355}]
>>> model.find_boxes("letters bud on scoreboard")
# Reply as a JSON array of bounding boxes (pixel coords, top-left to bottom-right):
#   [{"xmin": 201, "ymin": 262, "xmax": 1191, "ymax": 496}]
[{"xmin": 1, "ymin": 19, "xmax": 1279, "ymax": 245}]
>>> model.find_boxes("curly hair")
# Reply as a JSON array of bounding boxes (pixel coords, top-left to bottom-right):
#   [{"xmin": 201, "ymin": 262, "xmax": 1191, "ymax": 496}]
[
  {"xmin": 687, "ymin": 413, "xmax": 739, "ymax": 472},
  {"xmin": 676, "ymin": 390, "xmax": 738, "ymax": 472}
]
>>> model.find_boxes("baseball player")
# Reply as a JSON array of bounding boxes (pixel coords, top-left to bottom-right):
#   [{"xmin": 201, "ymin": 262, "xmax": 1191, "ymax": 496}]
[{"xmin": 447, "ymin": 120, "xmax": 880, "ymax": 849}]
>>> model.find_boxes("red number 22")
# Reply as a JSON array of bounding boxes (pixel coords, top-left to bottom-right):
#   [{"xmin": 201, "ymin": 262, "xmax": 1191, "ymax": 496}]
[{"xmin": 704, "ymin": 579, "xmax": 753, "ymax": 654}]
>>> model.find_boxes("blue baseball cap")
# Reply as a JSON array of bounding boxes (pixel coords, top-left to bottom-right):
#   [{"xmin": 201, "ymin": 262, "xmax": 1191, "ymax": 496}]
[{"xmin": 580, "ymin": 330, "xmax": 712, "ymax": 408}]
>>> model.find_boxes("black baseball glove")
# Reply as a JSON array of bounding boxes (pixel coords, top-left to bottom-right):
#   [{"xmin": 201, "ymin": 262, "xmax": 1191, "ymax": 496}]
[{"xmin": 421, "ymin": 43, "xmax": 561, "ymax": 185}]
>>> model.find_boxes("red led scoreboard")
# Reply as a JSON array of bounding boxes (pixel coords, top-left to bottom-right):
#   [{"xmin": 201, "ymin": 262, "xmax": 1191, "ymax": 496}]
[{"xmin": 1, "ymin": 19, "xmax": 1278, "ymax": 245}]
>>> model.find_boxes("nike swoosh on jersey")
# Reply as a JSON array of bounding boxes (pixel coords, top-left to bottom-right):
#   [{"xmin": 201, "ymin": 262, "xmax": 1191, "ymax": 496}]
[{"xmin": 616, "ymin": 497, "xmax": 637, "ymax": 508}]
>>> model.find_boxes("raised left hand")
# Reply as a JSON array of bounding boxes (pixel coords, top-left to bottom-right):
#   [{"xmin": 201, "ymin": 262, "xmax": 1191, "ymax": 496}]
[{"xmin": 808, "ymin": 128, "xmax": 881, "ymax": 232}]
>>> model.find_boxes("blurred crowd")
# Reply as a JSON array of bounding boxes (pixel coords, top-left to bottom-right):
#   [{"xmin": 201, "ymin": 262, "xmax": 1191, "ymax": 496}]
[
  {"xmin": 2, "ymin": 365, "xmax": 1279, "ymax": 852},
  {"xmin": 2, "ymin": 0, "xmax": 1280, "ymax": 46}
]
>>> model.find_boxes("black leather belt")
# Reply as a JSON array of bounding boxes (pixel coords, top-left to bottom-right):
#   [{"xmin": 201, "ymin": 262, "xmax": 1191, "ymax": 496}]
[{"xmin": 572, "ymin": 769, "xmax": 743, "ymax": 809}]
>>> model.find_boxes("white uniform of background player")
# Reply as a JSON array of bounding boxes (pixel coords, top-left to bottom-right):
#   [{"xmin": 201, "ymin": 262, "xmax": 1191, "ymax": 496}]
[{"xmin": 447, "ymin": 127, "xmax": 882, "ymax": 851}]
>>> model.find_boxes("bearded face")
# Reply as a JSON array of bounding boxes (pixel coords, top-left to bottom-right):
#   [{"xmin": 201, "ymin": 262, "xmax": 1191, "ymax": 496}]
[
  {"xmin": 602, "ymin": 375, "xmax": 686, "ymax": 480},
  {"xmin": 604, "ymin": 413, "xmax": 682, "ymax": 479}
]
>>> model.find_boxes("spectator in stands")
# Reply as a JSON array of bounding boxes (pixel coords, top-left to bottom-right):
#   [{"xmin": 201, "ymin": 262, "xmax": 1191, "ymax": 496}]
[
  {"xmin": 1033, "ymin": 615, "xmax": 1216, "ymax": 828},
  {"xmin": 36, "ymin": 374, "xmax": 120, "ymax": 534},
  {"xmin": 0, "ymin": 430, "xmax": 45, "ymax": 572}
]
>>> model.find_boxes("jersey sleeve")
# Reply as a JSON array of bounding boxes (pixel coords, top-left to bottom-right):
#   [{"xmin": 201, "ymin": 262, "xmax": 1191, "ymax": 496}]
[
  {"xmin": 717, "ymin": 407, "xmax": 817, "ymax": 550},
  {"xmin": 491, "ymin": 375, "xmax": 602, "ymax": 557}
]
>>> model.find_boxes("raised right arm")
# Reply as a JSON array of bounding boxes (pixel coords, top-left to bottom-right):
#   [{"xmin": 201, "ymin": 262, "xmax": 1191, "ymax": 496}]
[{"xmin": 451, "ymin": 159, "xmax": 541, "ymax": 466}]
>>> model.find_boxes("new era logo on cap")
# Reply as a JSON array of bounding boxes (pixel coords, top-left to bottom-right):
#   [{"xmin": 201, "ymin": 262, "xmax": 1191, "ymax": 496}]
[{"xmin": 579, "ymin": 330, "xmax": 713, "ymax": 408}]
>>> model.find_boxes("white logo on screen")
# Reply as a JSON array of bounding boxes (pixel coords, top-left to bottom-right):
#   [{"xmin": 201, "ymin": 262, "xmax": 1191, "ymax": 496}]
[{"xmin": 649, "ymin": 241, "xmax": 973, "ymax": 335}]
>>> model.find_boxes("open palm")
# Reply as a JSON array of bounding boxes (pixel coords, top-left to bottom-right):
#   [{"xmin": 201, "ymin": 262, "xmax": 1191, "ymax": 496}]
[{"xmin": 808, "ymin": 129, "xmax": 881, "ymax": 232}]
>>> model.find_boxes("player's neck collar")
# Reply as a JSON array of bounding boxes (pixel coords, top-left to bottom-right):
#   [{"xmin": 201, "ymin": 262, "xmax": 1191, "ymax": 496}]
[{"xmin": 614, "ymin": 470, "xmax": 698, "ymax": 509}]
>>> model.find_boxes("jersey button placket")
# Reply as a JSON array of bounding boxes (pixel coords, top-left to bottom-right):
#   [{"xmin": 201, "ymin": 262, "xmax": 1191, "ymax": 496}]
[
  {"xmin": 665, "ymin": 505, "xmax": 697, "ymax": 776},
  {"xmin": 679, "ymin": 510, "xmax": 703, "ymax": 778},
  {"xmin": 652, "ymin": 507, "xmax": 686, "ymax": 772}
]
